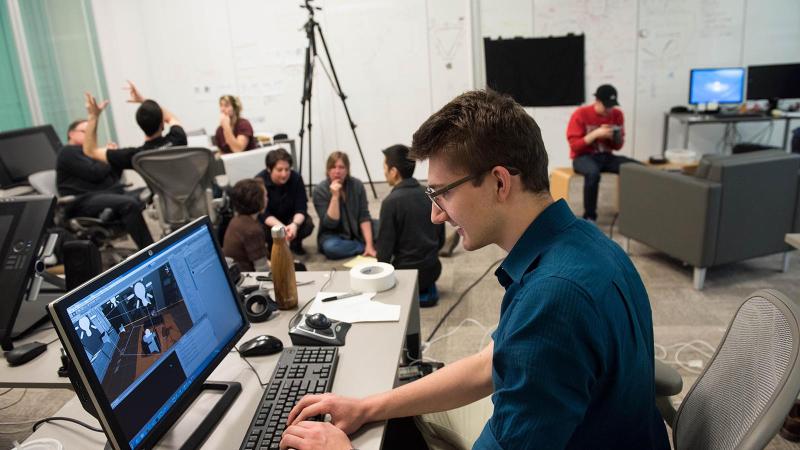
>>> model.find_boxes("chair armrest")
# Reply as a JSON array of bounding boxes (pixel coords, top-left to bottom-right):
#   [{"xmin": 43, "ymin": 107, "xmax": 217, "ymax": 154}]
[
  {"xmin": 655, "ymin": 360, "xmax": 682, "ymax": 427},
  {"xmin": 655, "ymin": 359, "xmax": 683, "ymax": 396},
  {"xmin": 619, "ymin": 164, "xmax": 722, "ymax": 267},
  {"xmin": 57, "ymin": 195, "xmax": 77, "ymax": 206}
]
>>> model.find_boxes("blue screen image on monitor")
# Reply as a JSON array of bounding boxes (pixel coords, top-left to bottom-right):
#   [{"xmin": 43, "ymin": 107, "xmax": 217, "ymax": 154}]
[{"xmin": 689, "ymin": 68, "xmax": 745, "ymax": 105}]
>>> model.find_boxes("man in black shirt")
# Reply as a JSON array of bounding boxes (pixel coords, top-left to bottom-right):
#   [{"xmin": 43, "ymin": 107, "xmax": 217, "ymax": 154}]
[
  {"xmin": 82, "ymin": 81, "xmax": 187, "ymax": 173},
  {"xmin": 377, "ymin": 144, "xmax": 444, "ymax": 306},
  {"xmin": 56, "ymin": 119, "xmax": 154, "ymax": 249}
]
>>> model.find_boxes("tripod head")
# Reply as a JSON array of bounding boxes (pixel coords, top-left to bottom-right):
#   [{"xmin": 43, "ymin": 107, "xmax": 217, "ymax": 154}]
[{"xmin": 300, "ymin": 0, "xmax": 321, "ymax": 17}]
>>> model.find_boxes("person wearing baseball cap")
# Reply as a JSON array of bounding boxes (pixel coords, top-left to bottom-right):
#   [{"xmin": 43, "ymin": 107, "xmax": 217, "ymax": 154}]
[{"xmin": 566, "ymin": 84, "xmax": 639, "ymax": 222}]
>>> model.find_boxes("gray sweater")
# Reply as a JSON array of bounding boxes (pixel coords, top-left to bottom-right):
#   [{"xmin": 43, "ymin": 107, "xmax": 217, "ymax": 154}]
[{"xmin": 313, "ymin": 176, "xmax": 371, "ymax": 245}]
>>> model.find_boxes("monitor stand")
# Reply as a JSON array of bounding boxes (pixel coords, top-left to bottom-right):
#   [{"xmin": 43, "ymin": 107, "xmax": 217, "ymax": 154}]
[
  {"xmin": 3, "ymin": 281, "xmax": 65, "ymax": 351},
  {"xmin": 71, "ymin": 378, "xmax": 241, "ymax": 450}
]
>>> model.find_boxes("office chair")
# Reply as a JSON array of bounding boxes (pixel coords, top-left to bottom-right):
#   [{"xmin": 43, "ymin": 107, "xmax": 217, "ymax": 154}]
[
  {"xmin": 132, "ymin": 147, "xmax": 223, "ymax": 236},
  {"xmin": 27, "ymin": 170, "xmax": 129, "ymax": 255},
  {"xmin": 658, "ymin": 289, "xmax": 800, "ymax": 449}
]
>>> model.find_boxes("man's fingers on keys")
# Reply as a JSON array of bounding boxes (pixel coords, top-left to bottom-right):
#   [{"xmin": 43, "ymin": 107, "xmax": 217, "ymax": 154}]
[
  {"xmin": 293, "ymin": 400, "xmax": 327, "ymax": 425},
  {"xmin": 279, "ymin": 432, "xmax": 303, "ymax": 450},
  {"xmin": 288, "ymin": 394, "xmax": 322, "ymax": 424}
]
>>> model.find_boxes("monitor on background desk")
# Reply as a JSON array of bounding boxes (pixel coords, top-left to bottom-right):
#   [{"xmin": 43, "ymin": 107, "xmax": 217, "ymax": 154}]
[
  {"xmin": 688, "ymin": 67, "xmax": 745, "ymax": 106},
  {"xmin": 48, "ymin": 217, "xmax": 249, "ymax": 450},
  {"xmin": 747, "ymin": 63, "xmax": 800, "ymax": 109},
  {"xmin": 0, "ymin": 125, "xmax": 61, "ymax": 188}
]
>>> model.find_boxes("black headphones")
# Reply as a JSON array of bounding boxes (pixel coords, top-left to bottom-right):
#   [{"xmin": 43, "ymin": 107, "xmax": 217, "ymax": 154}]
[{"xmin": 242, "ymin": 289, "xmax": 277, "ymax": 323}]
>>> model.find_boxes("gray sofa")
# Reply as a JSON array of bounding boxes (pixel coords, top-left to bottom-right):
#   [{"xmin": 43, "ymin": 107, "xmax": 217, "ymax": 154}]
[{"xmin": 619, "ymin": 150, "xmax": 800, "ymax": 289}]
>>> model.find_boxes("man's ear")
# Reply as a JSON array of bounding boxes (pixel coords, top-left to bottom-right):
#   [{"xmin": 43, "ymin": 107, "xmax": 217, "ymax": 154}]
[{"xmin": 491, "ymin": 166, "xmax": 513, "ymax": 201}]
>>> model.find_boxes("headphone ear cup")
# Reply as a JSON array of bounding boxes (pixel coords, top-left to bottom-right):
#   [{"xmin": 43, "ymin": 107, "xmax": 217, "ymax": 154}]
[{"xmin": 243, "ymin": 290, "xmax": 275, "ymax": 323}]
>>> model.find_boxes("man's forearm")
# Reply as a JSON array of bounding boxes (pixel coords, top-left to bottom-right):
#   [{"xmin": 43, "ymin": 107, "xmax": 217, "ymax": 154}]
[
  {"xmin": 82, "ymin": 116, "xmax": 107, "ymax": 163},
  {"xmin": 363, "ymin": 344, "xmax": 494, "ymax": 421}
]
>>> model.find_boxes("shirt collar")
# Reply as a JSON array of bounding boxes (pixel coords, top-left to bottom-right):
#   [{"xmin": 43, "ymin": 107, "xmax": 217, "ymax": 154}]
[{"xmin": 495, "ymin": 199, "xmax": 576, "ymax": 287}]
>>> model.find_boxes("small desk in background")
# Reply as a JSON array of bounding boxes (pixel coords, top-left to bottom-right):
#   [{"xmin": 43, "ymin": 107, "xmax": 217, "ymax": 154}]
[
  {"xmin": 662, "ymin": 112, "xmax": 798, "ymax": 155},
  {"xmin": 22, "ymin": 269, "xmax": 420, "ymax": 450}
]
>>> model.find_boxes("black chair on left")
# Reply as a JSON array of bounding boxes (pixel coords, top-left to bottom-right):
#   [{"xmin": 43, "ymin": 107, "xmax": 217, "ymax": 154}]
[{"xmin": 27, "ymin": 170, "xmax": 131, "ymax": 260}]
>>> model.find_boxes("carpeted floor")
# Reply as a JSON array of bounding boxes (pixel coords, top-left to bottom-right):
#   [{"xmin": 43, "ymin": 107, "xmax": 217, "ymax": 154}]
[{"xmin": 2, "ymin": 177, "xmax": 799, "ymax": 449}]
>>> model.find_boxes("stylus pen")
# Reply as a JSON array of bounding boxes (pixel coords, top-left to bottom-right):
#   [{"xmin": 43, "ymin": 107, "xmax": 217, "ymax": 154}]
[{"xmin": 320, "ymin": 292, "xmax": 361, "ymax": 302}]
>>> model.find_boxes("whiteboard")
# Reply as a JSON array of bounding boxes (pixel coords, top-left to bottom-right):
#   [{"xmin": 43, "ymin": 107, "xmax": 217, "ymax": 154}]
[
  {"xmin": 91, "ymin": 0, "xmax": 473, "ymax": 184},
  {"xmin": 477, "ymin": 0, "xmax": 800, "ymax": 169}
]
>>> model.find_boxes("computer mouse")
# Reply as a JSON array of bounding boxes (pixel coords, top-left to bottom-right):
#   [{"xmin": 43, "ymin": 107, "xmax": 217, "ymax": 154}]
[
  {"xmin": 305, "ymin": 313, "xmax": 332, "ymax": 330},
  {"xmin": 4, "ymin": 341, "xmax": 47, "ymax": 366},
  {"xmin": 238, "ymin": 335, "xmax": 283, "ymax": 357}
]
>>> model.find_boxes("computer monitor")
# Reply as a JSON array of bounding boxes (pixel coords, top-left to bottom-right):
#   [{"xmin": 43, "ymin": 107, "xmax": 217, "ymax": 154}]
[
  {"xmin": 688, "ymin": 67, "xmax": 745, "ymax": 105},
  {"xmin": 0, "ymin": 195, "xmax": 57, "ymax": 351},
  {"xmin": 0, "ymin": 125, "xmax": 61, "ymax": 188},
  {"xmin": 746, "ymin": 63, "xmax": 800, "ymax": 102},
  {"xmin": 48, "ymin": 217, "xmax": 249, "ymax": 450}
]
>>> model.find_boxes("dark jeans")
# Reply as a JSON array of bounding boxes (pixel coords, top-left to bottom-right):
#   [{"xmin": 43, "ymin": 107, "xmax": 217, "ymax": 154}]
[
  {"xmin": 265, "ymin": 214, "xmax": 315, "ymax": 253},
  {"xmin": 572, "ymin": 153, "xmax": 640, "ymax": 220},
  {"xmin": 69, "ymin": 191, "xmax": 154, "ymax": 249}
]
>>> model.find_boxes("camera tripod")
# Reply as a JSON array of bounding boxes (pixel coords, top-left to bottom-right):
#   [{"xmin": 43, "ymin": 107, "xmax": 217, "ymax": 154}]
[{"xmin": 298, "ymin": 0, "xmax": 377, "ymax": 198}]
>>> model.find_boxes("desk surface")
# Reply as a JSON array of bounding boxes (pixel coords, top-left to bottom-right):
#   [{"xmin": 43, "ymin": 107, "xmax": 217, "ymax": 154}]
[
  {"xmin": 22, "ymin": 270, "xmax": 419, "ymax": 450},
  {"xmin": 787, "ymin": 233, "xmax": 800, "ymax": 250}
]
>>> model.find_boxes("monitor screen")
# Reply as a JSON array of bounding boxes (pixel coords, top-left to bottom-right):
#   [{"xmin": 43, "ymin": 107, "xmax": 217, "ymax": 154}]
[
  {"xmin": 688, "ymin": 68, "xmax": 745, "ymax": 105},
  {"xmin": 747, "ymin": 63, "xmax": 800, "ymax": 101},
  {"xmin": 0, "ymin": 125, "xmax": 61, "ymax": 188},
  {"xmin": 49, "ymin": 218, "xmax": 248, "ymax": 450}
]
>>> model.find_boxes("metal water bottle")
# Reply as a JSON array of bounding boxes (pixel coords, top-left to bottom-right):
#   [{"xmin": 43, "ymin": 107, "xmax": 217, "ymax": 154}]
[{"xmin": 270, "ymin": 225, "xmax": 298, "ymax": 309}]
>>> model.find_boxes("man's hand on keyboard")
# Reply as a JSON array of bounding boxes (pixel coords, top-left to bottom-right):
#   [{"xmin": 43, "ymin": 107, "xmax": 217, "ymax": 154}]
[
  {"xmin": 280, "ymin": 421, "xmax": 351, "ymax": 450},
  {"xmin": 287, "ymin": 393, "xmax": 369, "ymax": 434}
]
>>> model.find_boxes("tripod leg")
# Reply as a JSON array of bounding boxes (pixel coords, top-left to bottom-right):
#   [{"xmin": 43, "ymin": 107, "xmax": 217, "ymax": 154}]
[{"xmin": 314, "ymin": 22, "xmax": 378, "ymax": 199}]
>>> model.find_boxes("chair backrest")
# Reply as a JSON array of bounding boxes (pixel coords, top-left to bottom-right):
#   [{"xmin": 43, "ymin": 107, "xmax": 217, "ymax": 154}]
[
  {"xmin": 27, "ymin": 170, "xmax": 59, "ymax": 197},
  {"xmin": 132, "ymin": 147, "xmax": 216, "ymax": 232},
  {"xmin": 674, "ymin": 289, "xmax": 800, "ymax": 450}
]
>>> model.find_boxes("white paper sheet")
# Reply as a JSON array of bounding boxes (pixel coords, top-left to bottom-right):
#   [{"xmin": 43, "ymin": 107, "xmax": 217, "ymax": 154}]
[{"xmin": 306, "ymin": 291, "xmax": 400, "ymax": 323}]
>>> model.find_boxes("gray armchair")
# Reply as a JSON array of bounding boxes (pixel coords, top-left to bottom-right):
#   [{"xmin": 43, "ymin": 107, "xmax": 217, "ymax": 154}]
[
  {"xmin": 619, "ymin": 150, "xmax": 800, "ymax": 289},
  {"xmin": 656, "ymin": 289, "xmax": 800, "ymax": 449}
]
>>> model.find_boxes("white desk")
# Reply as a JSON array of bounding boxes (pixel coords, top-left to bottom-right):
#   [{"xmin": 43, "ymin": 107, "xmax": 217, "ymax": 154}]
[
  {"xmin": 662, "ymin": 112, "xmax": 798, "ymax": 154},
  {"xmin": 22, "ymin": 269, "xmax": 420, "ymax": 450}
]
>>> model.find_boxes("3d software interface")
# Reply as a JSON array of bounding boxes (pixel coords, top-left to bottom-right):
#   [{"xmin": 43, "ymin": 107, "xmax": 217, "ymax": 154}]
[{"xmin": 66, "ymin": 228, "xmax": 243, "ymax": 448}]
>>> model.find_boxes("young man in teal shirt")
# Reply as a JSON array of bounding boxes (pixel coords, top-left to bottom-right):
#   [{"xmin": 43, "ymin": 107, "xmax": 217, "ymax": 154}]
[{"xmin": 280, "ymin": 90, "xmax": 669, "ymax": 450}]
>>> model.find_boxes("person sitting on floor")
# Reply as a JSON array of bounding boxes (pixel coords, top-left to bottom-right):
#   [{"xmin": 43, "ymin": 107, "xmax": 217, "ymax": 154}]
[
  {"xmin": 312, "ymin": 151, "xmax": 377, "ymax": 260},
  {"xmin": 377, "ymin": 144, "xmax": 444, "ymax": 307},
  {"xmin": 255, "ymin": 148, "xmax": 314, "ymax": 255},
  {"xmin": 223, "ymin": 178, "xmax": 270, "ymax": 272}
]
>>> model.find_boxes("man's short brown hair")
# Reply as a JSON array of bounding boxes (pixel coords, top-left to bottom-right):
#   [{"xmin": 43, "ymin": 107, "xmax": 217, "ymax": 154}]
[
  {"xmin": 230, "ymin": 178, "xmax": 266, "ymax": 215},
  {"xmin": 410, "ymin": 89, "xmax": 549, "ymax": 193}
]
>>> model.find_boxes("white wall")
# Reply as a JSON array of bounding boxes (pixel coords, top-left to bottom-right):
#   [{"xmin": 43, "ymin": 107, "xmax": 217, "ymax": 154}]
[
  {"xmin": 90, "ymin": 0, "xmax": 800, "ymax": 182},
  {"xmin": 479, "ymin": 0, "xmax": 800, "ymax": 171},
  {"xmin": 90, "ymin": 0, "xmax": 473, "ymax": 185}
]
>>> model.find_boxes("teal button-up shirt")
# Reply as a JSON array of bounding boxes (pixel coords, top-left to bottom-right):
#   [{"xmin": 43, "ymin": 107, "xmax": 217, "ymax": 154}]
[{"xmin": 474, "ymin": 199, "xmax": 669, "ymax": 449}]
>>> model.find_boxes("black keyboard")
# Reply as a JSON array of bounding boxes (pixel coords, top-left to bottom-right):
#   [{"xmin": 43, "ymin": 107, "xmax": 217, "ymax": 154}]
[{"xmin": 239, "ymin": 346, "xmax": 339, "ymax": 450}]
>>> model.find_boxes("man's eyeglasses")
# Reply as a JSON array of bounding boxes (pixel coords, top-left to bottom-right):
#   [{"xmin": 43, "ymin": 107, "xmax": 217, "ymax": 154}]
[{"xmin": 425, "ymin": 167, "xmax": 520, "ymax": 212}]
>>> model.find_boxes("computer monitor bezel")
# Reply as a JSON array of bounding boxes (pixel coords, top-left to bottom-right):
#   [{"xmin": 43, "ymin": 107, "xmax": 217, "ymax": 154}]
[
  {"xmin": 688, "ymin": 67, "xmax": 746, "ymax": 105},
  {"xmin": 47, "ymin": 216, "xmax": 250, "ymax": 450},
  {"xmin": 746, "ymin": 62, "xmax": 800, "ymax": 102},
  {"xmin": 0, "ymin": 125, "xmax": 61, "ymax": 188}
]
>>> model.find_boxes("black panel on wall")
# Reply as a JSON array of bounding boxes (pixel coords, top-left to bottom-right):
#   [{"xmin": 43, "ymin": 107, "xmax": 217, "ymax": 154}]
[{"xmin": 484, "ymin": 34, "xmax": 585, "ymax": 107}]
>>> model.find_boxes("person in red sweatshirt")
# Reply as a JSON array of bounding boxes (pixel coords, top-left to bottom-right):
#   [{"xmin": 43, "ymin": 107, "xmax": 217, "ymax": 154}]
[{"xmin": 566, "ymin": 84, "xmax": 639, "ymax": 221}]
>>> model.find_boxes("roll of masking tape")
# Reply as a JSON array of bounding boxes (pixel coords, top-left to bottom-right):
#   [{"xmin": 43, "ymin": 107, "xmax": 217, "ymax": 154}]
[{"xmin": 350, "ymin": 262, "xmax": 396, "ymax": 293}]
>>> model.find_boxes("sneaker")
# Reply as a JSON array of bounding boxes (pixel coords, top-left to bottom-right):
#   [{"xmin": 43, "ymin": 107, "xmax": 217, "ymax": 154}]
[
  {"xmin": 439, "ymin": 230, "xmax": 460, "ymax": 257},
  {"xmin": 419, "ymin": 285, "xmax": 439, "ymax": 307}
]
